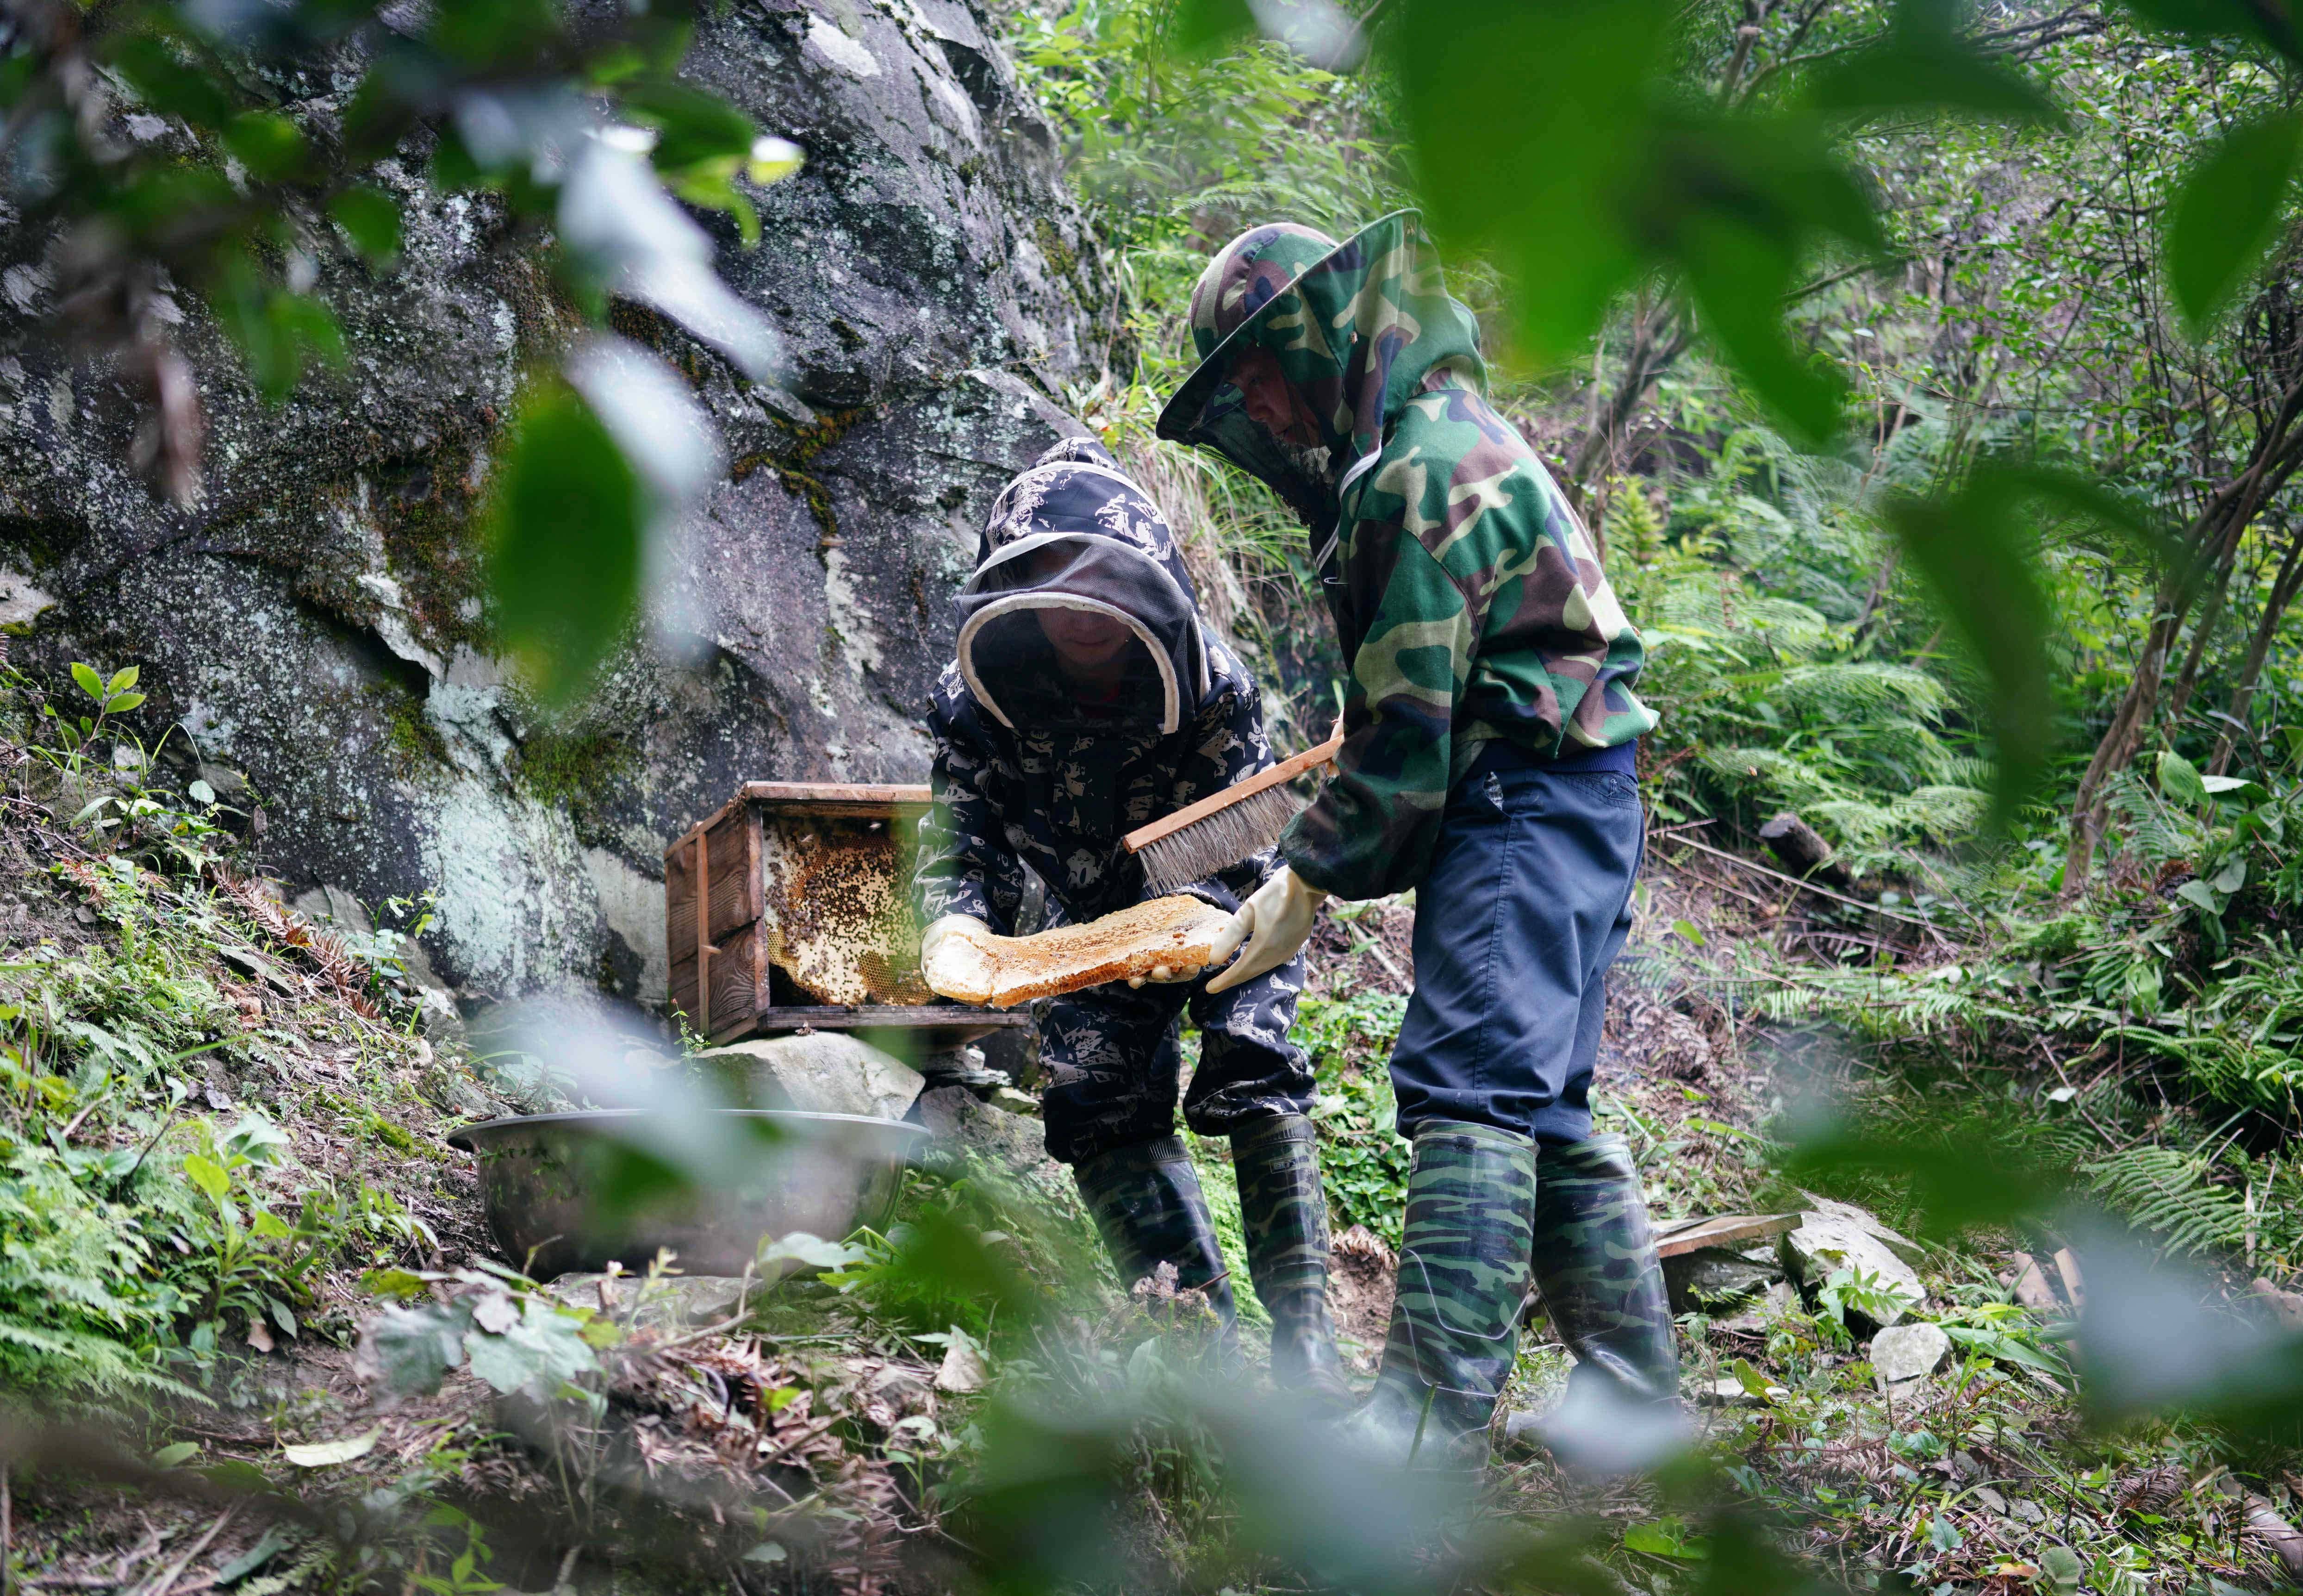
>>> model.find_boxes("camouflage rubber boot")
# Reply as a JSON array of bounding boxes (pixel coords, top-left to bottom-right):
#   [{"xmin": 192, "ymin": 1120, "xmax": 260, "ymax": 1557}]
[
  {"xmin": 1332, "ymin": 1120, "xmax": 1537, "ymax": 1471},
  {"xmin": 1074, "ymin": 1135, "xmax": 1238, "ymax": 1341},
  {"xmin": 1232, "ymin": 1115, "xmax": 1352, "ymax": 1407},
  {"xmin": 1523, "ymin": 1135, "xmax": 1683, "ymax": 1473}
]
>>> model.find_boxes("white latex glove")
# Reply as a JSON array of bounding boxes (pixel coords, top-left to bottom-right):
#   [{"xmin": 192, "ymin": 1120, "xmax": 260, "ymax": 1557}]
[
  {"xmin": 1203, "ymin": 866, "xmax": 1326, "ymax": 995},
  {"xmin": 919, "ymin": 915, "xmax": 996, "ymax": 1005}
]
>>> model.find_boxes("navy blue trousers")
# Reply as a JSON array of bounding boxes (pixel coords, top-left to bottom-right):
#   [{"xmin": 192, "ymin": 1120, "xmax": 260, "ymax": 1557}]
[{"xmin": 1388, "ymin": 743, "xmax": 1644, "ymax": 1145}]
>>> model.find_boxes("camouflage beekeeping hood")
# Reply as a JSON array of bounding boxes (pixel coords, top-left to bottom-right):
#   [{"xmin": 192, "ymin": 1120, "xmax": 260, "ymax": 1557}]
[
  {"xmin": 1154, "ymin": 211, "xmax": 1487, "ymax": 538},
  {"xmin": 953, "ymin": 437, "xmax": 1210, "ymax": 736}
]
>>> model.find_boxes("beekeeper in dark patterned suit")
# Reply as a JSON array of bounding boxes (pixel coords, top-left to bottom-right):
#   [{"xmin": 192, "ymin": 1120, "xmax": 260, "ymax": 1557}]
[{"xmin": 912, "ymin": 436, "xmax": 1348, "ymax": 1404}]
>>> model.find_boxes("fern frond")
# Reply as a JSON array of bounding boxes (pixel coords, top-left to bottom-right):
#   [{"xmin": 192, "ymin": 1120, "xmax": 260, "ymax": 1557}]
[{"xmin": 2081, "ymin": 1147, "xmax": 2247, "ymax": 1256}]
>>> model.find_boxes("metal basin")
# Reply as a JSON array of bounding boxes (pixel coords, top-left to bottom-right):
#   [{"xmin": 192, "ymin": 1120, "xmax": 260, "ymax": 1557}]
[{"xmin": 447, "ymin": 1110, "xmax": 929, "ymax": 1281}]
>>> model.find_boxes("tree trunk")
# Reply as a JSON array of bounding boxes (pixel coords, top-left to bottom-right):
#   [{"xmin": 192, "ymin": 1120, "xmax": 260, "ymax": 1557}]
[
  {"xmin": 2210, "ymin": 527, "xmax": 2303, "ymax": 775},
  {"xmin": 2163, "ymin": 540, "xmax": 2242, "ymax": 729},
  {"xmin": 2063, "ymin": 367, "xmax": 2303, "ymax": 896},
  {"xmin": 1565, "ymin": 298, "xmax": 1691, "ymax": 511}
]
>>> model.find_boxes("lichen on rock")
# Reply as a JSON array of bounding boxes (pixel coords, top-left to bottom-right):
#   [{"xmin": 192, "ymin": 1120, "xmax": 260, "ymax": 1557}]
[{"xmin": 0, "ymin": 0, "xmax": 1102, "ymax": 1022}]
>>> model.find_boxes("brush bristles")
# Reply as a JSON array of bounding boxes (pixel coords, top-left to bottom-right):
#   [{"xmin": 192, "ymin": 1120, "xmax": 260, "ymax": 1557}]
[{"xmin": 1138, "ymin": 785, "xmax": 1302, "ymax": 896}]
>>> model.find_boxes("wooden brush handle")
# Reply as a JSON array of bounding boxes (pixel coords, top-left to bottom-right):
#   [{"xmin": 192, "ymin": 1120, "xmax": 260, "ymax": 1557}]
[{"xmin": 1122, "ymin": 722, "xmax": 1346, "ymax": 855}]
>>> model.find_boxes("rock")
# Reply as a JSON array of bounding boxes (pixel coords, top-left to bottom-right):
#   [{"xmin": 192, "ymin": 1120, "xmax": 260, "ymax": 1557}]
[
  {"xmin": 694, "ymin": 1033, "xmax": 923, "ymax": 1120},
  {"xmin": 1868, "ymin": 1321, "xmax": 1951, "ymax": 1389},
  {"xmin": 2010, "ymin": 1251, "xmax": 2063, "ymax": 1315},
  {"xmin": 915, "ymin": 1084, "xmax": 1065, "ymax": 1190},
  {"xmin": 2253, "ymin": 1276, "xmax": 2303, "ymax": 1330},
  {"xmin": 988, "ymin": 1085, "xmax": 1040, "ymax": 1117},
  {"xmin": 1664, "ymin": 1246, "xmax": 1781, "ymax": 1314},
  {"xmin": 0, "ymin": 0, "xmax": 1102, "ymax": 1014},
  {"xmin": 1712, "ymin": 1279, "xmax": 1799, "ymax": 1335},
  {"xmin": 291, "ymin": 884, "xmax": 375, "ymax": 937},
  {"xmin": 1780, "ymin": 1197, "xmax": 1928, "ymax": 1323},
  {"xmin": 1500, "ymin": 1409, "xmax": 1548, "ymax": 1450}
]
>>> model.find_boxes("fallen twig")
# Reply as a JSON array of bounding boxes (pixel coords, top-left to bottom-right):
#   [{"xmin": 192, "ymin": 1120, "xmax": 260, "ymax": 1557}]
[{"xmin": 1662, "ymin": 835, "xmax": 1946, "ymax": 928}]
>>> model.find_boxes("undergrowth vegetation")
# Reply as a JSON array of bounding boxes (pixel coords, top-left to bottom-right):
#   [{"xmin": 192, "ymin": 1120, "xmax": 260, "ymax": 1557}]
[{"xmin": 0, "ymin": 664, "xmax": 470, "ymax": 1402}]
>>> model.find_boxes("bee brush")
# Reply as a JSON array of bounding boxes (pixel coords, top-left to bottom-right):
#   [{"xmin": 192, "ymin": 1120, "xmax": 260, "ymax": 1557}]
[{"xmin": 1124, "ymin": 723, "xmax": 1346, "ymax": 897}]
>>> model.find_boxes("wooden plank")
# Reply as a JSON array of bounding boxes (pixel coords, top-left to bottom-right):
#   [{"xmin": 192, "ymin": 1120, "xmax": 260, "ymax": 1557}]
[
  {"xmin": 743, "ymin": 781, "xmax": 932, "ymax": 806},
  {"xmin": 695, "ymin": 831, "xmax": 711, "ymax": 1034},
  {"xmin": 709, "ymin": 923, "xmax": 769, "ymax": 1042},
  {"xmin": 1652, "ymin": 1213, "xmax": 1799, "ymax": 1259},
  {"xmin": 704, "ymin": 806, "xmax": 759, "ymax": 944},
  {"xmin": 754, "ymin": 1004, "xmax": 1029, "ymax": 1029},
  {"xmin": 666, "ymin": 831, "xmax": 699, "ymax": 1021}
]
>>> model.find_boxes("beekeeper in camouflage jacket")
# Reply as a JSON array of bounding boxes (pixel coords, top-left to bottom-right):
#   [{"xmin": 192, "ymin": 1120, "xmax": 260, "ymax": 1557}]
[
  {"xmin": 1162, "ymin": 213, "xmax": 1680, "ymax": 1469},
  {"xmin": 914, "ymin": 436, "xmax": 1349, "ymax": 1404}
]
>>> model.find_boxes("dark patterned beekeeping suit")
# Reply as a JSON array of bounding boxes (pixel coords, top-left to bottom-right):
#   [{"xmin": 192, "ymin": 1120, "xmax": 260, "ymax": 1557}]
[{"xmin": 915, "ymin": 437, "xmax": 1311, "ymax": 1165}]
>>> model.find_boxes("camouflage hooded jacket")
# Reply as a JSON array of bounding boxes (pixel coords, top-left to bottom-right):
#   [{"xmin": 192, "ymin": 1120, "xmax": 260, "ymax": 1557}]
[
  {"xmin": 1155, "ymin": 212, "xmax": 1657, "ymax": 901},
  {"xmin": 915, "ymin": 438, "xmax": 1282, "ymax": 932}
]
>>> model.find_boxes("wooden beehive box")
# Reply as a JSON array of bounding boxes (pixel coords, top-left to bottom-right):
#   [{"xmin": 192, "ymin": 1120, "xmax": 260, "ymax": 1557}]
[
  {"xmin": 664, "ymin": 781, "xmax": 1021, "ymax": 1050},
  {"xmin": 666, "ymin": 781, "xmax": 928, "ymax": 1040}
]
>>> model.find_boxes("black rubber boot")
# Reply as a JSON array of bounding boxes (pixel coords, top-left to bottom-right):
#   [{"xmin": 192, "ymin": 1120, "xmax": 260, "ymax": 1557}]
[
  {"xmin": 1521, "ymin": 1135, "xmax": 1683, "ymax": 1473},
  {"xmin": 1231, "ymin": 1115, "xmax": 1353, "ymax": 1407},
  {"xmin": 1331, "ymin": 1120, "xmax": 1537, "ymax": 1471},
  {"xmin": 1074, "ymin": 1135, "xmax": 1237, "ymax": 1341}
]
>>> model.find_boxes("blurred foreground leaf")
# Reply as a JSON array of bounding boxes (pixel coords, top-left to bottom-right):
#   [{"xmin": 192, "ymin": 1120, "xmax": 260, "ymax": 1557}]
[
  {"xmin": 1880, "ymin": 484, "xmax": 2052, "ymax": 823},
  {"xmin": 485, "ymin": 380, "xmax": 644, "ymax": 706},
  {"xmin": 2164, "ymin": 112, "xmax": 2303, "ymax": 337}
]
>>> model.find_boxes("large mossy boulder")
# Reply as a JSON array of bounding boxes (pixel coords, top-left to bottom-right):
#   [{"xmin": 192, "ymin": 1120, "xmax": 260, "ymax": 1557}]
[{"xmin": 0, "ymin": 0, "xmax": 1100, "ymax": 1011}]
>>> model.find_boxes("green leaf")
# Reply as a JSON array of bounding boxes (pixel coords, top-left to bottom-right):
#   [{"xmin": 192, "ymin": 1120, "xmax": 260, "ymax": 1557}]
[
  {"xmin": 2117, "ymin": 0, "xmax": 2303, "ymax": 66},
  {"xmin": 1880, "ymin": 486, "xmax": 2051, "ymax": 823},
  {"xmin": 2038, "ymin": 1543, "xmax": 2084, "ymax": 1594},
  {"xmin": 617, "ymin": 80, "xmax": 757, "ymax": 175},
  {"xmin": 250, "ymin": 1209, "xmax": 292, "ymax": 1240},
  {"xmin": 360, "ymin": 1267, "xmax": 430, "ymax": 1301},
  {"xmin": 1669, "ymin": 918, "xmax": 1705, "ymax": 947},
  {"xmin": 2166, "ymin": 112, "xmax": 2303, "ymax": 337},
  {"xmin": 1623, "ymin": 1517, "xmax": 1700, "ymax": 1559},
  {"xmin": 105, "ymin": 666, "xmax": 139, "ymax": 694},
  {"xmin": 358, "ymin": 1299, "xmax": 473, "ymax": 1397},
  {"xmin": 2158, "ymin": 748, "xmax": 2210, "ymax": 806},
  {"xmin": 268, "ymin": 1298, "xmax": 299, "ymax": 1338},
  {"xmin": 106, "ymin": 37, "xmax": 233, "ymax": 128},
  {"xmin": 224, "ymin": 112, "xmax": 310, "ymax": 183},
  {"xmin": 70, "ymin": 662, "xmax": 103, "ymax": 701},
  {"xmin": 1389, "ymin": 0, "xmax": 1668, "ymax": 364},
  {"xmin": 1170, "ymin": 0, "xmax": 1256, "ymax": 53},
  {"xmin": 182, "ymin": 1153, "xmax": 230, "ymax": 1203},
  {"xmin": 2175, "ymin": 879, "xmax": 2225, "ymax": 916},
  {"xmin": 150, "ymin": 1440, "xmax": 200, "ymax": 1468},
  {"xmin": 211, "ymin": 1527, "xmax": 292, "ymax": 1586},
  {"xmin": 2210, "ymin": 856, "xmax": 2249, "ymax": 893},
  {"xmin": 330, "ymin": 187, "xmax": 403, "ymax": 264},
  {"xmin": 484, "ymin": 380, "xmax": 645, "ymax": 707},
  {"xmin": 281, "ymin": 1428, "xmax": 378, "ymax": 1466},
  {"xmin": 106, "ymin": 692, "xmax": 146, "ymax": 714},
  {"xmin": 1928, "ymin": 1514, "xmax": 1963, "ymax": 1552},
  {"xmin": 747, "ymin": 136, "xmax": 804, "ymax": 186},
  {"xmin": 462, "ymin": 1299, "xmax": 598, "ymax": 1395},
  {"xmin": 759, "ymin": 1231, "xmax": 870, "ymax": 1273},
  {"xmin": 1808, "ymin": 1, "xmax": 2065, "ymax": 125}
]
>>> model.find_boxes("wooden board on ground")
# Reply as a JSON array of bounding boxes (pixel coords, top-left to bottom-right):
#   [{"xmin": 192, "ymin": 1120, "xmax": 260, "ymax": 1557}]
[{"xmin": 1652, "ymin": 1213, "xmax": 1800, "ymax": 1259}]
